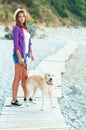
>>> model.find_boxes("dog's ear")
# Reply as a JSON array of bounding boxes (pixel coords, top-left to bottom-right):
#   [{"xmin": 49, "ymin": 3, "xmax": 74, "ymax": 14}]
[
  {"xmin": 54, "ymin": 73, "xmax": 57, "ymax": 79},
  {"xmin": 44, "ymin": 73, "xmax": 48, "ymax": 80},
  {"xmin": 51, "ymin": 72, "xmax": 56, "ymax": 79}
]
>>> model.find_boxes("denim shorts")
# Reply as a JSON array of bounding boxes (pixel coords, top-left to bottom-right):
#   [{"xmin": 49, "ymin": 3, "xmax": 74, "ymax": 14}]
[{"xmin": 13, "ymin": 54, "xmax": 27, "ymax": 64}]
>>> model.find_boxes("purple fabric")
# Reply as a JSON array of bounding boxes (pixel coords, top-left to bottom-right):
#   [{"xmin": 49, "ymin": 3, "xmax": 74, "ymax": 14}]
[{"xmin": 13, "ymin": 25, "xmax": 32, "ymax": 58}]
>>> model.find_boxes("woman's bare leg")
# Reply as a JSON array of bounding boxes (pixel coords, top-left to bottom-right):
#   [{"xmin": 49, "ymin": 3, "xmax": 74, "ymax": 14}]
[
  {"xmin": 22, "ymin": 64, "xmax": 28, "ymax": 99},
  {"xmin": 12, "ymin": 64, "xmax": 22, "ymax": 101}
]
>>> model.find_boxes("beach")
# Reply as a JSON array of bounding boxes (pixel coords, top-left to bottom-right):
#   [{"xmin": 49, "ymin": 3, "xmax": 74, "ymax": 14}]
[
  {"xmin": 59, "ymin": 41, "xmax": 86, "ymax": 130},
  {"xmin": 0, "ymin": 26, "xmax": 86, "ymax": 130}
]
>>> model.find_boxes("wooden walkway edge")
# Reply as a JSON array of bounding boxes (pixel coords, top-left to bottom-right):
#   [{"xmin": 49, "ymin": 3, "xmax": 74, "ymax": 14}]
[{"xmin": 0, "ymin": 40, "xmax": 77, "ymax": 130}]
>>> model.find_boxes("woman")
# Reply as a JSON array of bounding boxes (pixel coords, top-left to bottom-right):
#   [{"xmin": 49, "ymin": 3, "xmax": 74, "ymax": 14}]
[{"xmin": 11, "ymin": 8, "xmax": 34, "ymax": 106}]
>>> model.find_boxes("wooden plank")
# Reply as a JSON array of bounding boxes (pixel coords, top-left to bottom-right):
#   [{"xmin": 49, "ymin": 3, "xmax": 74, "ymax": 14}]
[
  {"xmin": 0, "ymin": 97, "xmax": 69, "ymax": 130},
  {"xmin": 37, "ymin": 61, "xmax": 65, "ymax": 74},
  {"xmin": 0, "ymin": 127, "xmax": 69, "ymax": 130}
]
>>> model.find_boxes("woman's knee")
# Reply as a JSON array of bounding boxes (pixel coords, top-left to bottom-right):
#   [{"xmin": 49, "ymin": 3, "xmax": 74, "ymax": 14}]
[
  {"xmin": 13, "ymin": 76, "xmax": 21, "ymax": 83},
  {"xmin": 22, "ymin": 75, "xmax": 28, "ymax": 82},
  {"xmin": 22, "ymin": 69, "xmax": 28, "ymax": 80}
]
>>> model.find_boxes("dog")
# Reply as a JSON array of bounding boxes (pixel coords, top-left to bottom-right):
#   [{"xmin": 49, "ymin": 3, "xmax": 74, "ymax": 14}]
[{"xmin": 26, "ymin": 73, "xmax": 56, "ymax": 110}]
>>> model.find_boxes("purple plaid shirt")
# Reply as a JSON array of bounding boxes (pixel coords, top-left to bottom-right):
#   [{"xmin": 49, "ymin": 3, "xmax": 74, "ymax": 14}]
[{"xmin": 13, "ymin": 25, "xmax": 32, "ymax": 58}]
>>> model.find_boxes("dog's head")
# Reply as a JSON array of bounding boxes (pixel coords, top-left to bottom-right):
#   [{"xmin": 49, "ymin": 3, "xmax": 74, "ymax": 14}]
[{"xmin": 44, "ymin": 72, "xmax": 55, "ymax": 86}]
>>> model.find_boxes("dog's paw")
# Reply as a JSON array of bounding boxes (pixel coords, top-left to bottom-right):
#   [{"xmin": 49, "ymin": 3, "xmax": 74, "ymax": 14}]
[
  {"xmin": 26, "ymin": 103, "xmax": 30, "ymax": 107},
  {"xmin": 23, "ymin": 101, "xmax": 30, "ymax": 107},
  {"xmin": 33, "ymin": 101, "xmax": 36, "ymax": 104},
  {"xmin": 32, "ymin": 99, "xmax": 37, "ymax": 104}
]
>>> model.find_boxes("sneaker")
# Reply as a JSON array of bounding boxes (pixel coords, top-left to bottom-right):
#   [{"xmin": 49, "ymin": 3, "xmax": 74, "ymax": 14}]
[
  {"xmin": 24, "ymin": 97, "xmax": 27, "ymax": 101},
  {"xmin": 24, "ymin": 97, "xmax": 33, "ymax": 102},
  {"xmin": 29, "ymin": 97, "xmax": 33, "ymax": 102},
  {"xmin": 11, "ymin": 100, "xmax": 22, "ymax": 106}
]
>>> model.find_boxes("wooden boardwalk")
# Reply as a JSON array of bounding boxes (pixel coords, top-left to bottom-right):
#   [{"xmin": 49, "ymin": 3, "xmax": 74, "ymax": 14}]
[
  {"xmin": 0, "ymin": 40, "xmax": 77, "ymax": 130},
  {"xmin": 0, "ymin": 97, "xmax": 69, "ymax": 130}
]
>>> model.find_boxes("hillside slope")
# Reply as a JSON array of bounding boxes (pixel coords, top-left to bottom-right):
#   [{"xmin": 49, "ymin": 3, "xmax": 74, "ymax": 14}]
[{"xmin": 0, "ymin": 0, "xmax": 86, "ymax": 26}]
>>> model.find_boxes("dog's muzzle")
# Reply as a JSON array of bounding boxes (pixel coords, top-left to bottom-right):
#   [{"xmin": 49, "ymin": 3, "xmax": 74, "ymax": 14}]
[{"xmin": 46, "ymin": 78, "xmax": 53, "ymax": 86}]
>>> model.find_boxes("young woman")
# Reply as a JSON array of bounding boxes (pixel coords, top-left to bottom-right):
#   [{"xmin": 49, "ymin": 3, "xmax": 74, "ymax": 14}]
[{"xmin": 11, "ymin": 8, "xmax": 34, "ymax": 106}]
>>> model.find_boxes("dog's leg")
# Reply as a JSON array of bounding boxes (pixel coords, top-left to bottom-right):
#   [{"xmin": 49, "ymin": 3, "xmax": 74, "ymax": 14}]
[
  {"xmin": 24, "ymin": 84, "xmax": 33, "ymax": 106},
  {"xmin": 31, "ymin": 87, "xmax": 37, "ymax": 103},
  {"xmin": 48, "ymin": 90, "xmax": 53, "ymax": 107},
  {"xmin": 48, "ymin": 90, "xmax": 55, "ymax": 108},
  {"xmin": 40, "ymin": 93, "xmax": 45, "ymax": 111}
]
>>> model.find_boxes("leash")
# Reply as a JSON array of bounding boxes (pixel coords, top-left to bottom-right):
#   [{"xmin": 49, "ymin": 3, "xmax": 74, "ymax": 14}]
[
  {"xmin": 21, "ymin": 60, "xmax": 33, "ymax": 79},
  {"xmin": 19, "ymin": 60, "xmax": 32, "ymax": 70}
]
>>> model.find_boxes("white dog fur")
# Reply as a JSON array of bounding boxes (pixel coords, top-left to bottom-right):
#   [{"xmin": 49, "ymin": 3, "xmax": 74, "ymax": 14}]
[{"xmin": 26, "ymin": 73, "xmax": 56, "ymax": 110}]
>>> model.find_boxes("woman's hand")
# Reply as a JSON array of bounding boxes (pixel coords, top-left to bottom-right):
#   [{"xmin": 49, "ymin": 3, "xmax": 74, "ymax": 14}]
[
  {"xmin": 30, "ymin": 45, "xmax": 35, "ymax": 61},
  {"xmin": 16, "ymin": 49, "xmax": 23, "ymax": 65},
  {"xmin": 18, "ymin": 56, "xmax": 23, "ymax": 65},
  {"xmin": 31, "ymin": 53, "xmax": 35, "ymax": 61}
]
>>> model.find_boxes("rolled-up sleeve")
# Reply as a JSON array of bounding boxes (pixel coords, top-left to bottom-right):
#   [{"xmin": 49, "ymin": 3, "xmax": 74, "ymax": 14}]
[{"xmin": 13, "ymin": 27, "xmax": 20, "ymax": 51}]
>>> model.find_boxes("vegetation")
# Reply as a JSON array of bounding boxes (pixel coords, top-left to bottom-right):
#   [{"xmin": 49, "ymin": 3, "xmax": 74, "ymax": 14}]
[{"xmin": 0, "ymin": 0, "xmax": 86, "ymax": 26}]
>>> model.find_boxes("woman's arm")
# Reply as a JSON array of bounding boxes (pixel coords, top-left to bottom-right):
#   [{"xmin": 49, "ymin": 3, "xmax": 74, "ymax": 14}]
[
  {"xmin": 16, "ymin": 49, "xmax": 23, "ymax": 65},
  {"xmin": 30, "ymin": 45, "xmax": 34, "ymax": 61},
  {"xmin": 13, "ymin": 26, "xmax": 23, "ymax": 65}
]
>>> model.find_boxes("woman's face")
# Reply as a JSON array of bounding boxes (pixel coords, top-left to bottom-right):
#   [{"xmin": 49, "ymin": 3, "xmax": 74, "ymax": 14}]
[{"xmin": 17, "ymin": 12, "xmax": 26, "ymax": 25}]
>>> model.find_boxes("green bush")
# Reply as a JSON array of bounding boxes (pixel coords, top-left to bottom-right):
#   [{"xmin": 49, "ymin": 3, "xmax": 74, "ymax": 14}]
[{"xmin": 0, "ymin": 0, "xmax": 86, "ymax": 26}]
